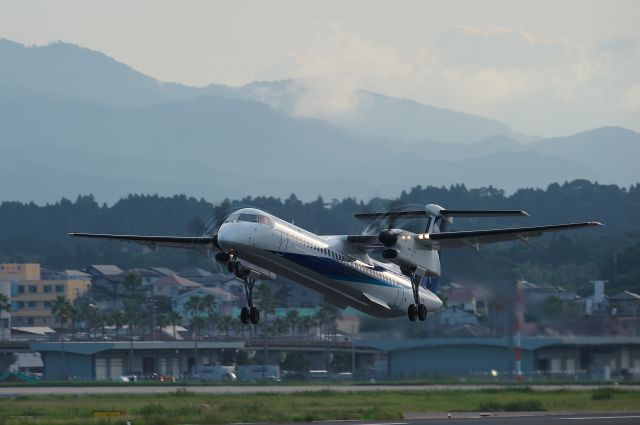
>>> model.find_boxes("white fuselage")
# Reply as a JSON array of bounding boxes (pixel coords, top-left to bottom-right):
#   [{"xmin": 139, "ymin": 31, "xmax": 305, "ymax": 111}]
[{"xmin": 217, "ymin": 208, "xmax": 443, "ymax": 318}]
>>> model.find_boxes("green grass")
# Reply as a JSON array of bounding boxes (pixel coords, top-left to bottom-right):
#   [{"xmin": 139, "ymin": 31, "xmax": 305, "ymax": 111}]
[{"xmin": 0, "ymin": 388, "xmax": 638, "ymax": 425}]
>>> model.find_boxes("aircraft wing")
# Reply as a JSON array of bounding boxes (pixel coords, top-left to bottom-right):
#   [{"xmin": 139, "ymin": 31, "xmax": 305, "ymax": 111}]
[
  {"xmin": 68, "ymin": 232, "xmax": 217, "ymax": 250},
  {"xmin": 421, "ymin": 221, "xmax": 603, "ymax": 250}
]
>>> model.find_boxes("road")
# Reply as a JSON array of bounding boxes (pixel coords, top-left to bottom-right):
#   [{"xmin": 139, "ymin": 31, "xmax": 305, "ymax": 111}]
[{"xmin": 1, "ymin": 384, "xmax": 640, "ymax": 395}]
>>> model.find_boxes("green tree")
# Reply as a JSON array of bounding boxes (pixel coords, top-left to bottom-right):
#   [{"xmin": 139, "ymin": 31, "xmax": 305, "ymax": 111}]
[
  {"xmin": 185, "ymin": 295, "xmax": 205, "ymax": 339},
  {"xmin": 285, "ymin": 309, "xmax": 300, "ymax": 336},
  {"xmin": 217, "ymin": 315, "xmax": 233, "ymax": 337},
  {"xmin": 202, "ymin": 294, "xmax": 216, "ymax": 337},
  {"xmin": 51, "ymin": 296, "xmax": 73, "ymax": 379},
  {"xmin": 156, "ymin": 313, "xmax": 170, "ymax": 337},
  {"xmin": 167, "ymin": 310, "xmax": 182, "ymax": 340},
  {"xmin": 255, "ymin": 284, "xmax": 276, "ymax": 322}
]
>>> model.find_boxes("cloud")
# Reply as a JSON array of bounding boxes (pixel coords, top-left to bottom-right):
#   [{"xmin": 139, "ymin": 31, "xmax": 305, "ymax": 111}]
[
  {"xmin": 283, "ymin": 31, "xmax": 413, "ymax": 118},
  {"xmin": 435, "ymin": 25, "xmax": 586, "ymax": 70},
  {"xmin": 264, "ymin": 25, "xmax": 640, "ymax": 135}
]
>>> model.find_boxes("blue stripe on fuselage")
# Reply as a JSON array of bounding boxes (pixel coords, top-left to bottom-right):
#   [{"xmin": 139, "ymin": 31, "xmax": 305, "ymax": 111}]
[{"xmin": 270, "ymin": 251, "xmax": 397, "ymax": 288}]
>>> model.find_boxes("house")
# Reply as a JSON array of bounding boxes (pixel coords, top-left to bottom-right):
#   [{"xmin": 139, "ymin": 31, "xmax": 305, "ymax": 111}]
[
  {"xmin": 443, "ymin": 289, "xmax": 477, "ymax": 313},
  {"xmin": 173, "ymin": 287, "xmax": 238, "ymax": 319},
  {"xmin": 609, "ymin": 291, "xmax": 640, "ymax": 315},
  {"xmin": 85, "ymin": 265, "xmax": 123, "ymax": 277},
  {"xmin": 521, "ymin": 280, "xmax": 580, "ymax": 305},
  {"xmin": 148, "ymin": 274, "xmax": 202, "ymax": 298},
  {"xmin": 432, "ymin": 305, "xmax": 481, "ymax": 327}
]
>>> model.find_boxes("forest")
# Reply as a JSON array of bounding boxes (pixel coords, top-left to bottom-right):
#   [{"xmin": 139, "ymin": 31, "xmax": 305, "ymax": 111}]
[{"xmin": 1, "ymin": 179, "xmax": 639, "ymax": 295}]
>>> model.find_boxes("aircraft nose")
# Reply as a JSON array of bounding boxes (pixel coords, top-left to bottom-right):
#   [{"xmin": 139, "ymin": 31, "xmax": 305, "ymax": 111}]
[
  {"xmin": 217, "ymin": 222, "xmax": 257, "ymax": 252},
  {"xmin": 217, "ymin": 223, "xmax": 240, "ymax": 251}
]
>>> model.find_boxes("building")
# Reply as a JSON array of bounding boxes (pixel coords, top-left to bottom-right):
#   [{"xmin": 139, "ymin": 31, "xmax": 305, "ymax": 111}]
[
  {"xmin": 32, "ymin": 340, "xmax": 245, "ymax": 380},
  {"xmin": 149, "ymin": 274, "xmax": 202, "ymax": 298},
  {"xmin": 173, "ymin": 287, "xmax": 238, "ymax": 319},
  {"xmin": 361, "ymin": 336, "xmax": 640, "ymax": 380},
  {"xmin": 2, "ymin": 264, "xmax": 91, "ymax": 327},
  {"xmin": 610, "ymin": 291, "xmax": 640, "ymax": 315},
  {"xmin": 30, "ymin": 339, "xmax": 378, "ymax": 381}
]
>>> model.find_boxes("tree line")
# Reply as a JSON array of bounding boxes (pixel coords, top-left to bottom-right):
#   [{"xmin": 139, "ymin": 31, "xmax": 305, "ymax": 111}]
[{"xmin": 1, "ymin": 179, "xmax": 639, "ymax": 294}]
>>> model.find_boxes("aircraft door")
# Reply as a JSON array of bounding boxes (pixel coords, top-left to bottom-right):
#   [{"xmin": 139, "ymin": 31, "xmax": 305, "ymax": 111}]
[
  {"xmin": 277, "ymin": 231, "xmax": 289, "ymax": 256},
  {"xmin": 392, "ymin": 286, "xmax": 403, "ymax": 307}
]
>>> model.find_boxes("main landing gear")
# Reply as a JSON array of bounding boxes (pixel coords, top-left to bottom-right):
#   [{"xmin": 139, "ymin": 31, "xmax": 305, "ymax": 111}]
[
  {"xmin": 232, "ymin": 260, "xmax": 260, "ymax": 325},
  {"xmin": 408, "ymin": 274, "xmax": 428, "ymax": 322}
]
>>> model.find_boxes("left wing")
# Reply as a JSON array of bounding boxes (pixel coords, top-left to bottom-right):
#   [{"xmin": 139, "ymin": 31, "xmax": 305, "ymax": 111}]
[
  {"xmin": 421, "ymin": 221, "xmax": 602, "ymax": 250},
  {"xmin": 68, "ymin": 233, "xmax": 217, "ymax": 250}
]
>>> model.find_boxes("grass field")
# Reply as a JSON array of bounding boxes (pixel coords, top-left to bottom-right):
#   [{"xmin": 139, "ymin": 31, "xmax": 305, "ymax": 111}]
[{"xmin": 0, "ymin": 388, "xmax": 638, "ymax": 425}]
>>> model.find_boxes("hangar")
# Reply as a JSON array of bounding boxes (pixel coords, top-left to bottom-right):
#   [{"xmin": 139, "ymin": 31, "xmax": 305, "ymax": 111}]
[{"xmin": 360, "ymin": 337, "xmax": 640, "ymax": 380}]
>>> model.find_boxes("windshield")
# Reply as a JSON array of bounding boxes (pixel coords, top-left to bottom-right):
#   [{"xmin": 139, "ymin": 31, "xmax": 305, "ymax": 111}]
[{"xmin": 225, "ymin": 213, "xmax": 272, "ymax": 225}]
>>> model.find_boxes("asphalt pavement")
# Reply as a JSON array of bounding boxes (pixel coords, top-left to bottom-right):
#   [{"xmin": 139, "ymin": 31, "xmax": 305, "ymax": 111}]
[
  {"xmin": 289, "ymin": 413, "xmax": 640, "ymax": 424},
  {"xmin": 2, "ymin": 384, "xmax": 640, "ymax": 396}
]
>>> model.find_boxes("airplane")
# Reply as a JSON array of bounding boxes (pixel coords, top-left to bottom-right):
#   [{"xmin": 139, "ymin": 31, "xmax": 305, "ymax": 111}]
[{"xmin": 69, "ymin": 204, "xmax": 602, "ymax": 324}]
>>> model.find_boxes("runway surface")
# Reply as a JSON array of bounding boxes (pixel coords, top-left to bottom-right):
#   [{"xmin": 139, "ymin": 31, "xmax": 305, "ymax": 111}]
[
  {"xmin": 1, "ymin": 384, "xmax": 640, "ymax": 396},
  {"xmin": 284, "ymin": 413, "xmax": 640, "ymax": 424}
]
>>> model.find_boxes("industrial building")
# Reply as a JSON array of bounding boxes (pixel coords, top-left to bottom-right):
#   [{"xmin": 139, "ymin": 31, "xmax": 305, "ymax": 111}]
[
  {"xmin": 32, "ymin": 340, "xmax": 245, "ymax": 380},
  {"xmin": 22, "ymin": 336, "xmax": 640, "ymax": 382},
  {"xmin": 362, "ymin": 337, "xmax": 640, "ymax": 380}
]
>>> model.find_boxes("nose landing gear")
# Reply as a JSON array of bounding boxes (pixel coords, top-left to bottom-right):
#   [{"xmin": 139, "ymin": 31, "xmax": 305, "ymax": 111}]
[
  {"xmin": 408, "ymin": 274, "xmax": 428, "ymax": 322},
  {"xmin": 232, "ymin": 261, "xmax": 260, "ymax": 325}
]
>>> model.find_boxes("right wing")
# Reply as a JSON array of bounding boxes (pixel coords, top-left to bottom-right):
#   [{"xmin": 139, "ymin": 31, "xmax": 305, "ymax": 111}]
[
  {"xmin": 68, "ymin": 232, "xmax": 217, "ymax": 250},
  {"xmin": 421, "ymin": 221, "xmax": 602, "ymax": 250}
]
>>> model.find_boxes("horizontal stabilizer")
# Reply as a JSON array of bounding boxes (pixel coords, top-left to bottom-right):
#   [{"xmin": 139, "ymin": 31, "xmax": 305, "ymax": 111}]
[
  {"xmin": 440, "ymin": 210, "xmax": 528, "ymax": 217},
  {"xmin": 355, "ymin": 209, "xmax": 528, "ymax": 219}
]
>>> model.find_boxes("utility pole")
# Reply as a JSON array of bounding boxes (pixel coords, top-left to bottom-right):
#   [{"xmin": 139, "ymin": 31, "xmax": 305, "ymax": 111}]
[{"xmin": 350, "ymin": 323, "xmax": 355, "ymax": 379}]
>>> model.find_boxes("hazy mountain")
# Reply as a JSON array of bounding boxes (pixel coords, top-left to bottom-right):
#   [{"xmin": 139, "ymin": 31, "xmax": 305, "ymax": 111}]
[
  {"xmin": 234, "ymin": 82, "xmax": 531, "ymax": 144},
  {"xmin": 0, "ymin": 89, "xmax": 610, "ymax": 204},
  {"xmin": 0, "ymin": 38, "xmax": 230, "ymax": 108},
  {"xmin": 1, "ymin": 37, "xmax": 638, "ymax": 204},
  {"xmin": 0, "ymin": 38, "xmax": 526, "ymax": 144},
  {"xmin": 531, "ymin": 127, "xmax": 640, "ymax": 184}
]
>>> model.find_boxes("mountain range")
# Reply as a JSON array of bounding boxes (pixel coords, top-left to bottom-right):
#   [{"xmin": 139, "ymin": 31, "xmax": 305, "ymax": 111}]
[{"xmin": 1, "ymin": 38, "xmax": 638, "ymax": 204}]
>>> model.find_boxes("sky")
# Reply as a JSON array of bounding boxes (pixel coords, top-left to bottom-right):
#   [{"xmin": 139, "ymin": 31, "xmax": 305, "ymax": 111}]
[{"xmin": 1, "ymin": 0, "xmax": 639, "ymax": 136}]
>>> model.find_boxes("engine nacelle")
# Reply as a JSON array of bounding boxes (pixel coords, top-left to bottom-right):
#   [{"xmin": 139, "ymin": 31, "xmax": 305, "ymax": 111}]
[
  {"xmin": 383, "ymin": 234, "xmax": 441, "ymax": 276},
  {"xmin": 378, "ymin": 229, "xmax": 402, "ymax": 246}
]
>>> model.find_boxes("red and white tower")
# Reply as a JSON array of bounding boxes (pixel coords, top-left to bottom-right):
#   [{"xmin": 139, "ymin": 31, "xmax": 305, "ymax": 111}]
[{"xmin": 513, "ymin": 280, "xmax": 525, "ymax": 381}]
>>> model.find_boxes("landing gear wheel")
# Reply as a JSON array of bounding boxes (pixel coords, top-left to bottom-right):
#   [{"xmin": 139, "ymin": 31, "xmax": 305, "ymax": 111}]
[
  {"xmin": 417, "ymin": 303, "xmax": 428, "ymax": 321},
  {"xmin": 227, "ymin": 261, "xmax": 235, "ymax": 273},
  {"xmin": 408, "ymin": 304, "xmax": 418, "ymax": 321},
  {"xmin": 249, "ymin": 306, "xmax": 260, "ymax": 324},
  {"xmin": 240, "ymin": 306, "xmax": 250, "ymax": 324}
]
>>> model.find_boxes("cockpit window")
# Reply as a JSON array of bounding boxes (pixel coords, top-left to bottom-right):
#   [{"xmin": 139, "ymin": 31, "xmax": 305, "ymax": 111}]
[
  {"xmin": 238, "ymin": 214, "xmax": 258, "ymax": 222},
  {"xmin": 236, "ymin": 213, "xmax": 272, "ymax": 225},
  {"xmin": 258, "ymin": 215, "xmax": 272, "ymax": 225},
  {"xmin": 224, "ymin": 213, "xmax": 240, "ymax": 223}
]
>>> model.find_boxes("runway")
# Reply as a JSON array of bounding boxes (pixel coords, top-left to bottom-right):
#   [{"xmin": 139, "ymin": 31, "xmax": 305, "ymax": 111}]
[
  {"xmin": 287, "ymin": 413, "xmax": 640, "ymax": 424},
  {"xmin": 1, "ymin": 384, "xmax": 640, "ymax": 396}
]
